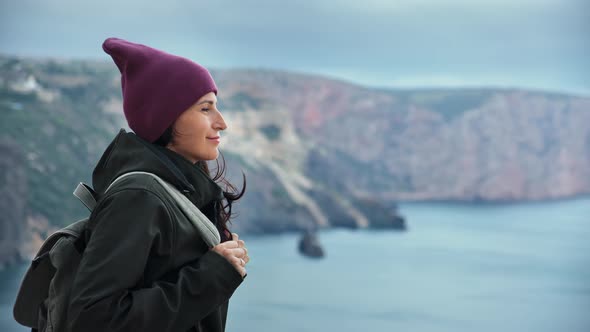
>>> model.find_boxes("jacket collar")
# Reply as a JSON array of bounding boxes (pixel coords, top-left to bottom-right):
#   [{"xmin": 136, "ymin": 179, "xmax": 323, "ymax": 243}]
[
  {"xmin": 159, "ymin": 147, "xmax": 224, "ymax": 208},
  {"xmin": 92, "ymin": 129, "xmax": 223, "ymax": 209}
]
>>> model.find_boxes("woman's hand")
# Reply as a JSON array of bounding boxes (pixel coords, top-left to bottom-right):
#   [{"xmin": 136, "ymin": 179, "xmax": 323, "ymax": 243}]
[{"xmin": 211, "ymin": 233, "xmax": 249, "ymax": 278}]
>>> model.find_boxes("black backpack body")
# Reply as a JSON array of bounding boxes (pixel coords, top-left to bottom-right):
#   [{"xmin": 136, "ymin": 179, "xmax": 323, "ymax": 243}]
[{"xmin": 14, "ymin": 219, "xmax": 87, "ymax": 332}]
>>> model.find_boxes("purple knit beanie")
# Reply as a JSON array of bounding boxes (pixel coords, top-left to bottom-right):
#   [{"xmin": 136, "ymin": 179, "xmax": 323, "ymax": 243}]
[{"xmin": 102, "ymin": 37, "xmax": 217, "ymax": 142}]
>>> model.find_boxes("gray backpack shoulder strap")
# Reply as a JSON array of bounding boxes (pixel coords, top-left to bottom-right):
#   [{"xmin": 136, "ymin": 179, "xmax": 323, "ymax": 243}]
[
  {"xmin": 73, "ymin": 172, "xmax": 221, "ymax": 247},
  {"xmin": 73, "ymin": 183, "xmax": 97, "ymax": 212}
]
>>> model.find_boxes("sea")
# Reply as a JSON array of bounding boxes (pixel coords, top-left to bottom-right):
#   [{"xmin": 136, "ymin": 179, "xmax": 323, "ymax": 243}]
[{"xmin": 2, "ymin": 198, "xmax": 589, "ymax": 332}]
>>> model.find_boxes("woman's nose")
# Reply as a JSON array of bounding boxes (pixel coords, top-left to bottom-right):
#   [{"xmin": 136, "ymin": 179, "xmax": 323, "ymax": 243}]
[{"xmin": 214, "ymin": 111, "xmax": 228, "ymax": 131}]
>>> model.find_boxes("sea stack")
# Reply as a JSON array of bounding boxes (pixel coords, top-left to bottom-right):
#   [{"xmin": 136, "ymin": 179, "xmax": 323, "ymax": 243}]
[{"xmin": 298, "ymin": 230, "xmax": 325, "ymax": 258}]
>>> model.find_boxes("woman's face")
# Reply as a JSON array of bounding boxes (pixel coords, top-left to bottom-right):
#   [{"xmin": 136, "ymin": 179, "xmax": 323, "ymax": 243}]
[{"xmin": 166, "ymin": 92, "xmax": 227, "ymax": 163}]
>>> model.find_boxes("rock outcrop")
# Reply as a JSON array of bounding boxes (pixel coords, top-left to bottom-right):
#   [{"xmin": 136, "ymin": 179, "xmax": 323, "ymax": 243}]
[
  {"xmin": 298, "ymin": 231, "xmax": 325, "ymax": 258},
  {"xmin": 0, "ymin": 138, "xmax": 27, "ymax": 268}
]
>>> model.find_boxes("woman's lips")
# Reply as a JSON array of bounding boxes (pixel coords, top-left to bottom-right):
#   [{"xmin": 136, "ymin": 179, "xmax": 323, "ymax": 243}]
[{"xmin": 207, "ymin": 136, "xmax": 220, "ymax": 144}]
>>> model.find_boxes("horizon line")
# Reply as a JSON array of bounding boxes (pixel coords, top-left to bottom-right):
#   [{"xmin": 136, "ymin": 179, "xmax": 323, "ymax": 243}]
[{"xmin": 1, "ymin": 52, "xmax": 588, "ymax": 99}]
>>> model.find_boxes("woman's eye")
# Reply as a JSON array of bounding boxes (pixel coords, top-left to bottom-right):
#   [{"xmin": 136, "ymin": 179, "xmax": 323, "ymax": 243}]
[{"xmin": 201, "ymin": 108, "xmax": 210, "ymax": 113}]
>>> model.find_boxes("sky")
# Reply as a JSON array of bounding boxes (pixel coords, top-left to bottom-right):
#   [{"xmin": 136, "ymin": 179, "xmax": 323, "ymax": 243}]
[{"xmin": 1, "ymin": 0, "xmax": 588, "ymax": 96}]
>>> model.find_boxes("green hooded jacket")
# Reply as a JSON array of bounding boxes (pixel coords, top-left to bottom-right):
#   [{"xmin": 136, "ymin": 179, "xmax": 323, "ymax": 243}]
[{"xmin": 66, "ymin": 129, "xmax": 244, "ymax": 332}]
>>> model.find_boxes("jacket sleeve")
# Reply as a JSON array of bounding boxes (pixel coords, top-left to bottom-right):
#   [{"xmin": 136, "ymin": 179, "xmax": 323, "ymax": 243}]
[{"xmin": 67, "ymin": 188, "xmax": 244, "ymax": 332}]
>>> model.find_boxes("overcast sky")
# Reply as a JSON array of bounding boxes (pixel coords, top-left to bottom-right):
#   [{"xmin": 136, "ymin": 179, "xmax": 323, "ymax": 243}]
[{"xmin": 1, "ymin": 0, "xmax": 588, "ymax": 95}]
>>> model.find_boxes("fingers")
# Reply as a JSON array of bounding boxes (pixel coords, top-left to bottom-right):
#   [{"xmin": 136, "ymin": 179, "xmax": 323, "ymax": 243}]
[
  {"xmin": 222, "ymin": 247, "xmax": 248, "ymax": 258},
  {"xmin": 224, "ymin": 247, "xmax": 249, "ymax": 268},
  {"xmin": 233, "ymin": 256, "xmax": 246, "ymax": 267},
  {"xmin": 211, "ymin": 234, "xmax": 249, "ymax": 278},
  {"xmin": 219, "ymin": 240, "xmax": 239, "ymax": 249},
  {"xmin": 214, "ymin": 242, "xmax": 249, "ymax": 260},
  {"xmin": 231, "ymin": 256, "xmax": 247, "ymax": 278},
  {"xmin": 225, "ymin": 234, "xmax": 248, "ymax": 257},
  {"xmin": 232, "ymin": 233, "xmax": 246, "ymax": 247},
  {"xmin": 236, "ymin": 265, "xmax": 247, "ymax": 278}
]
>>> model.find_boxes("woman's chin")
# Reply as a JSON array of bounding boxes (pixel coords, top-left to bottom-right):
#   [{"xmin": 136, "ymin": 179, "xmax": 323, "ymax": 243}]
[{"xmin": 202, "ymin": 150, "xmax": 219, "ymax": 161}]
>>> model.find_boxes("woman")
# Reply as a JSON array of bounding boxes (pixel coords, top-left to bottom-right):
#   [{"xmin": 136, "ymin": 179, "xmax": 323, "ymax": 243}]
[{"xmin": 67, "ymin": 37, "xmax": 249, "ymax": 332}]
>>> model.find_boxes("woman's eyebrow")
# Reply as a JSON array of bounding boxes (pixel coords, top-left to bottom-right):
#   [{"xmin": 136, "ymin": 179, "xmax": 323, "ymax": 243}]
[{"xmin": 197, "ymin": 100, "xmax": 216, "ymax": 105}]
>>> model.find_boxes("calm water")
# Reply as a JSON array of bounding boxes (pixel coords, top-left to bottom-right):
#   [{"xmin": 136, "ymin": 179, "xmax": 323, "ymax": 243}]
[{"xmin": 2, "ymin": 198, "xmax": 589, "ymax": 331}]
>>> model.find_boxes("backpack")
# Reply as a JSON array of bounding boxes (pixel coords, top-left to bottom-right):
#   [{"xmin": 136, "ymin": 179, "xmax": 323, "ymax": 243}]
[{"xmin": 13, "ymin": 171, "xmax": 221, "ymax": 332}]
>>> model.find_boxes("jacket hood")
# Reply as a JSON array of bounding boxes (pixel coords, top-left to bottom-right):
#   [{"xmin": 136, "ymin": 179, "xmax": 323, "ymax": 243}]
[{"xmin": 92, "ymin": 129, "xmax": 223, "ymax": 208}]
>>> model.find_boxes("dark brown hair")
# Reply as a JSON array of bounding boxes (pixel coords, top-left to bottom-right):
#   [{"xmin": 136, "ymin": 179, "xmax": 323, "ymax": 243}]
[{"xmin": 154, "ymin": 126, "xmax": 246, "ymax": 241}]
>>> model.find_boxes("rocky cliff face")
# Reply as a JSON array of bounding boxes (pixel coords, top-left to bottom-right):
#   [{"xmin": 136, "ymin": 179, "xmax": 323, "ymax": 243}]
[
  {"xmin": 0, "ymin": 139, "xmax": 27, "ymax": 268},
  {"xmin": 212, "ymin": 70, "xmax": 590, "ymax": 202},
  {"xmin": 1, "ymin": 55, "xmax": 589, "ymax": 264}
]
